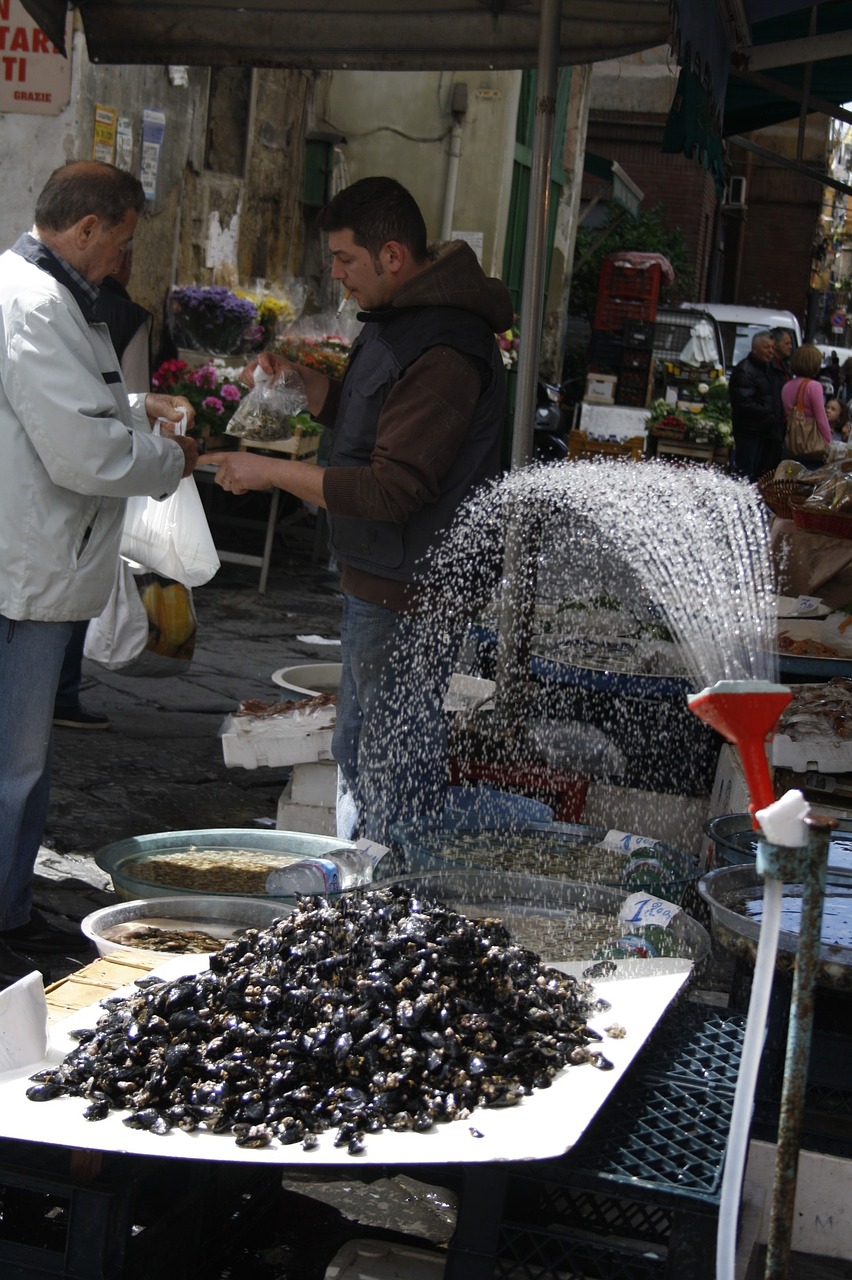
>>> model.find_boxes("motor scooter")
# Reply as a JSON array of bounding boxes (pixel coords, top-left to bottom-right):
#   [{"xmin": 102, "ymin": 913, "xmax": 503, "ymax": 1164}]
[{"xmin": 533, "ymin": 379, "xmax": 570, "ymax": 461}]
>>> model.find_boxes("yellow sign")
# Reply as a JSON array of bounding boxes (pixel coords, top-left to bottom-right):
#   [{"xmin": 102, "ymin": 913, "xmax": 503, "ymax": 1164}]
[
  {"xmin": 0, "ymin": 0, "xmax": 72, "ymax": 116},
  {"xmin": 93, "ymin": 103, "xmax": 117, "ymax": 163}
]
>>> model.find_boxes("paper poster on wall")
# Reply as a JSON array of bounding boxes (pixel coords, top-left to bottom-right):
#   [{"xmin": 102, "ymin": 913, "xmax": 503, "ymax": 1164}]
[
  {"xmin": 140, "ymin": 107, "xmax": 166, "ymax": 200},
  {"xmin": 92, "ymin": 104, "xmax": 117, "ymax": 163},
  {"xmin": 115, "ymin": 116, "xmax": 133, "ymax": 170},
  {"xmin": 451, "ymin": 230, "xmax": 484, "ymax": 264},
  {"xmin": 0, "ymin": 0, "xmax": 72, "ymax": 116}
]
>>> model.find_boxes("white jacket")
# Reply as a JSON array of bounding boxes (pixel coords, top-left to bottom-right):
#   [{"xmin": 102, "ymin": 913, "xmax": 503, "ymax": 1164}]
[{"xmin": 0, "ymin": 236, "xmax": 184, "ymax": 621}]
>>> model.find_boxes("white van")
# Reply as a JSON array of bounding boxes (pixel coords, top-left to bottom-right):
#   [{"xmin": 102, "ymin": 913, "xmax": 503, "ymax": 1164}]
[{"xmin": 680, "ymin": 303, "xmax": 802, "ymax": 374}]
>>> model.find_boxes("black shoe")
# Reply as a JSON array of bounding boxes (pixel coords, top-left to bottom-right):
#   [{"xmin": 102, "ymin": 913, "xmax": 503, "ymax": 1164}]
[
  {"xmin": 53, "ymin": 706, "xmax": 111, "ymax": 730},
  {"xmin": 0, "ymin": 939, "xmax": 44, "ymax": 990},
  {"xmin": 0, "ymin": 910, "xmax": 87, "ymax": 957}
]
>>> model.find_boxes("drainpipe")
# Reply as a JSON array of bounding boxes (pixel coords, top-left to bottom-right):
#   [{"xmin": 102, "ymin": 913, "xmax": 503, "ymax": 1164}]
[{"xmin": 440, "ymin": 82, "xmax": 468, "ymax": 241}]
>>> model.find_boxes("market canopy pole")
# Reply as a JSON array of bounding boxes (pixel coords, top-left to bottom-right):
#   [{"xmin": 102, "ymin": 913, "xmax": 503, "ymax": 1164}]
[
  {"xmin": 493, "ymin": 0, "xmax": 562, "ymax": 724},
  {"xmin": 509, "ymin": 0, "xmax": 562, "ymax": 471}
]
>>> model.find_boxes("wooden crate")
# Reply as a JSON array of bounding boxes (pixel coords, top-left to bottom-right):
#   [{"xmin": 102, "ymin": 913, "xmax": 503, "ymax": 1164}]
[
  {"xmin": 45, "ymin": 954, "xmax": 159, "ymax": 1023},
  {"xmin": 568, "ymin": 430, "xmax": 645, "ymax": 461}
]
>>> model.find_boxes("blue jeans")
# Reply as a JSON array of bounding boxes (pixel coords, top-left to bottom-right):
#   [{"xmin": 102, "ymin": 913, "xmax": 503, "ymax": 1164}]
[
  {"xmin": 0, "ymin": 615, "xmax": 74, "ymax": 929},
  {"xmin": 333, "ymin": 593, "xmax": 454, "ymax": 846},
  {"xmin": 54, "ymin": 619, "xmax": 89, "ymax": 714}
]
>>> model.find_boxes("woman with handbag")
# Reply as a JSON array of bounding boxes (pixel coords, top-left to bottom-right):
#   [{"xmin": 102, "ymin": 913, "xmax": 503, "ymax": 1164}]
[{"xmin": 781, "ymin": 343, "xmax": 832, "ymax": 467}]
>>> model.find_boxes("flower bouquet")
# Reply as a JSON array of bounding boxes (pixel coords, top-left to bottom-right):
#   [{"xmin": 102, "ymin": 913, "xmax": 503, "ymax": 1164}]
[
  {"xmin": 167, "ymin": 285, "xmax": 258, "ymax": 356},
  {"xmin": 235, "ymin": 278, "xmax": 309, "ymax": 351},
  {"xmin": 497, "ymin": 317, "xmax": 520, "ymax": 370},
  {"xmin": 152, "ymin": 358, "xmax": 247, "ymax": 442}
]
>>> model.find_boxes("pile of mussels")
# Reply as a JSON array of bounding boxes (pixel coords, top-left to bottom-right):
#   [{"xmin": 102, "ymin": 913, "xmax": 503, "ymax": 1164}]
[{"xmin": 27, "ymin": 887, "xmax": 614, "ymax": 1154}]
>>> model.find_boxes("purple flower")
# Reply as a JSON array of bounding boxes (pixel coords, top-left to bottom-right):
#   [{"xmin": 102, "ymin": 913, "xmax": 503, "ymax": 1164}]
[
  {"xmin": 221, "ymin": 383, "xmax": 242, "ymax": 401},
  {"xmin": 201, "ymin": 396, "xmax": 225, "ymax": 416}
]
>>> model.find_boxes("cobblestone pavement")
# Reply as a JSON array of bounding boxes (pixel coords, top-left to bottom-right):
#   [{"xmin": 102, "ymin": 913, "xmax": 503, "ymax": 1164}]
[{"xmin": 35, "ymin": 515, "xmax": 343, "ymax": 980}]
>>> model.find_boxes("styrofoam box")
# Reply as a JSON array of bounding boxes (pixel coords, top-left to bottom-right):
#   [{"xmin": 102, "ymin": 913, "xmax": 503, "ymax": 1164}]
[
  {"xmin": 220, "ymin": 707, "xmax": 335, "ymax": 769},
  {"xmin": 324, "ymin": 1238, "xmax": 445, "ymax": 1280},
  {"xmin": 772, "ymin": 732, "xmax": 852, "ymax": 774}
]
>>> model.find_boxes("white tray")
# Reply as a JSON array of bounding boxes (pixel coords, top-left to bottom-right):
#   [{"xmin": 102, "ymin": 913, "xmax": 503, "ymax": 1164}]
[{"xmin": 0, "ymin": 957, "xmax": 690, "ymax": 1167}]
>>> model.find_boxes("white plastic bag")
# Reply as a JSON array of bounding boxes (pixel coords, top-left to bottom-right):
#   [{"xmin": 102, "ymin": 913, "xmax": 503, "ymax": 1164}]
[
  {"xmin": 84, "ymin": 558, "xmax": 196, "ymax": 678},
  {"xmin": 84, "ymin": 557, "xmax": 149, "ymax": 671},
  {"xmin": 120, "ymin": 418, "xmax": 220, "ymax": 588}
]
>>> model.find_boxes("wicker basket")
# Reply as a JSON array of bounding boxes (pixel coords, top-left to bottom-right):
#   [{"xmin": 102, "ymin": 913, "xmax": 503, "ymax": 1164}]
[
  {"xmin": 757, "ymin": 471, "xmax": 808, "ymax": 520},
  {"xmin": 790, "ymin": 499, "xmax": 852, "ymax": 540}
]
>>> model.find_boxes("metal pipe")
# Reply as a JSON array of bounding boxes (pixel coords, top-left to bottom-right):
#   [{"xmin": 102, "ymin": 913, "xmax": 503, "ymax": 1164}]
[
  {"xmin": 440, "ymin": 120, "xmax": 464, "ymax": 241},
  {"xmin": 509, "ymin": 0, "xmax": 561, "ymax": 470},
  {"xmin": 764, "ymin": 815, "xmax": 834, "ymax": 1279}
]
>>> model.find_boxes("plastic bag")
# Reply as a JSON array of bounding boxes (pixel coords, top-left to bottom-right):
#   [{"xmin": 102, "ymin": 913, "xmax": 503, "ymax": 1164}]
[
  {"xmin": 120, "ymin": 420, "xmax": 220, "ymax": 588},
  {"xmin": 85, "ymin": 559, "xmax": 197, "ymax": 678},
  {"xmin": 226, "ymin": 364, "xmax": 308, "ymax": 441}
]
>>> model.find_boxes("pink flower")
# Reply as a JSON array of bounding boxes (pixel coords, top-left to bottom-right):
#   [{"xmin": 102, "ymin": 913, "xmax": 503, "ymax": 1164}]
[
  {"xmin": 192, "ymin": 365, "xmax": 219, "ymax": 389},
  {"xmin": 221, "ymin": 383, "xmax": 242, "ymax": 401},
  {"xmin": 201, "ymin": 396, "xmax": 224, "ymax": 415}
]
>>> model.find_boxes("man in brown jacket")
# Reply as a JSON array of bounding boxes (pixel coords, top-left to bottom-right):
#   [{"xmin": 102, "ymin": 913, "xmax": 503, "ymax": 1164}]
[{"xmin": 207, "ymin": 177, "xmax": 513, "ymax": 844}]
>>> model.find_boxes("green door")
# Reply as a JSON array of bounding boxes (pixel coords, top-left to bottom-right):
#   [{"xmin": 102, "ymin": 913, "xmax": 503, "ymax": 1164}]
[{"xmin": 501, "ymin": 68, "xmax": 572, "ymax": 460}]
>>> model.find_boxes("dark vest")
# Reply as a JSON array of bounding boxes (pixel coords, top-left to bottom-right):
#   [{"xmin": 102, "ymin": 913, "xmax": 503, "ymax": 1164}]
[{"xmin": 329, "ymin": 305, "xmax": 505, "ymax": 583}]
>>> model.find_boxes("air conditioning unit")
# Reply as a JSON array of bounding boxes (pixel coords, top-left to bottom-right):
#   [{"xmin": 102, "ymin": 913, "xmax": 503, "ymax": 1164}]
[{"xmin": 724, "ymin": 176, "xmax": 747, "ymax": 208}]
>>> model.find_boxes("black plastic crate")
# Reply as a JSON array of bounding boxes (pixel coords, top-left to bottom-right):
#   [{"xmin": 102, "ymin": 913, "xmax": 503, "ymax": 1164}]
[
  {"xmin": 588, "ymin": 331, "xmax": 624, "ymax": 374},
  {"xmin": 623, "ymin": 321, "xmax": 654, "ymax": 349},
  {"xmin": 443, "ymin": 1004, "xmax": 745, "ymax": 1280},
  {"xmin": 621, "ymin": 348, "xmax": 653, "ymax": 373},
  {"xmin": 0, "ymin": 1140, "xmax": 279, "ymax": 1280}
]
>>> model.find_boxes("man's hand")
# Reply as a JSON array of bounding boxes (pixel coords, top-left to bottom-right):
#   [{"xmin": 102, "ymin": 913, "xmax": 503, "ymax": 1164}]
[
  {"xmin": 204, "ymin": 450, "xmax": 277, "ymax": 495},
  {"xmin": 145, "ymin": 392, "xmax": 197, "ymax": 434},
  {"xmin": 239, "ymin": 352, "xmax": 330, "ymax": 418},
  {"xmin": 169, "ymin": 434, "xmax": 199, "ymax": 478}
]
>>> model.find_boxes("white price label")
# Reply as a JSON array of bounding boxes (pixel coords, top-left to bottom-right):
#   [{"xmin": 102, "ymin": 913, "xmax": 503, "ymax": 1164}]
[
  {"xmin": 618, "ymin": 892, "xmax": 681, "ymax": 928},
  {"xmin": 602, "ymin": 830, "xmax": 657, "ymax": 853}
]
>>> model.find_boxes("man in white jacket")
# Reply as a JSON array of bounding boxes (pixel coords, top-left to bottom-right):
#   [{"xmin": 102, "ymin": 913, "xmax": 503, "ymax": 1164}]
[{"xmin": 0, "ymin": 160, "xmax": 198, "ymax": 989}]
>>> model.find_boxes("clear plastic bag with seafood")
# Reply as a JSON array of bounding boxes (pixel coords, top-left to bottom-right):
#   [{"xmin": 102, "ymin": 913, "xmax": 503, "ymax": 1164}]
[{"xmin": 226, "ymin": 364, "xmax": 308, "ymax": 441}]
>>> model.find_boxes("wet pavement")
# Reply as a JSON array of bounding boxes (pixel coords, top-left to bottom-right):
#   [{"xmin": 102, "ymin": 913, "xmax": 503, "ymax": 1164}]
[{"xmin": 35, "ymin": 510, "xmax": 344, "ymax": 982}]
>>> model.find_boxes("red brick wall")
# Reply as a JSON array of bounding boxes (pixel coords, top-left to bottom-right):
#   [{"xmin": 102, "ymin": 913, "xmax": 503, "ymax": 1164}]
[
  {"xmin": 583, "ymin": 112, "xmax": 820, "ymax": 321},
  {"xmin": 584, "ymin": 112, "xmax": 719, "ymax": 301}
]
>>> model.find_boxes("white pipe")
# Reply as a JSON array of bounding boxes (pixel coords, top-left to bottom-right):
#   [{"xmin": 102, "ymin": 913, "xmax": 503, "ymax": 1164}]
[
  {"xmin": 440, "ymin": 120, "xmax": 463, "ymax": 241},
  {"xmin": 716, "ymin": 876, "xmax": 783, "ymax": 1280}
]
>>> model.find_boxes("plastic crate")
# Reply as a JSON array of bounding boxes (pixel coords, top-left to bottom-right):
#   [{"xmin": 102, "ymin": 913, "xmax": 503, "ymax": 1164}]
[
  {"xmin": 588, "ymin": 331, "xmax": 624, "ymax": 374},
  {"xmin": 0, "ymin": 1140, "xmax": 279, "ymax": 1279},
  {"xmin": 621, "ymin": 348, "xmax": 653, "ymax": 373},
  {"xmin": 442, "ymin": 1004, "xmax": 746, "ymax": 1280},
  {"xmin": 594, "ymin": 261, "xmax": 661, "ymax": 332},
  {"xmin": 622, "ymin": 321, "xmax": 654, "ymax": 349}
]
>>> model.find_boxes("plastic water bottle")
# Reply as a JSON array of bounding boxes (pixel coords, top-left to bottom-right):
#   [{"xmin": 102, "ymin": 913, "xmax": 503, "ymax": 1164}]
[{"xmin": 265, "ymin": 840, "xmax": 388, "ymax": 897}]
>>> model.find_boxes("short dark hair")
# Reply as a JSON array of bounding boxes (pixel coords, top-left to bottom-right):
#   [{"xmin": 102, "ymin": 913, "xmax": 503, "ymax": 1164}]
[
  {"xmin": 318, "ymin": 177, "xmax": 428, "ymax": 264},
  {"xmin": 769, "ymin": 327, "xmax": 792, "ymax": 343},
  {"xmin": 34, "ymin": 161, "xmax": 145, "ymax": 232}
]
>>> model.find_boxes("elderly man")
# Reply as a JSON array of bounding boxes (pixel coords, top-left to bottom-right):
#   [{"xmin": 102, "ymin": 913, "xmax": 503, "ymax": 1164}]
[
  {"xmin": 729, "ymin": 330, "xmax": 783, "ymax": 481},
  {"xmin": 0, "ymin": 160, "xmax": 198, "ymax": 989},
  {"xmin": 207, "ymin": 176, "xmax": 513, "ymax": 844}
]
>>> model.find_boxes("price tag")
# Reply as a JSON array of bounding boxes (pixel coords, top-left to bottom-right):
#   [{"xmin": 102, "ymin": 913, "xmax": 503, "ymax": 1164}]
[
  {"xmin": 602, "ymin": 830, "xmax": 656, "ymax": 853},
  {"xmin": 618, "ymin": 892, "xmax": 681, "ymax": 928}
]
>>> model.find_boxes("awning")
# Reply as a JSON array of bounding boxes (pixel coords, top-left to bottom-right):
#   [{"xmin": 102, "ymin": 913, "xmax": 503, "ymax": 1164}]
[
  {"xmin": 666, "ymin": 0, "xmax": 852, "ymax": 197},
  {"xmin": 670, "ymin": 0, "xmax": 844, "ymax": 130},
  {"xmin": 23, "ymin": 0, "xmax": 671, "ymax": 69},
  {"xmin": 583, "ymin": 153, "xmax": 644, "ymax": 218}
]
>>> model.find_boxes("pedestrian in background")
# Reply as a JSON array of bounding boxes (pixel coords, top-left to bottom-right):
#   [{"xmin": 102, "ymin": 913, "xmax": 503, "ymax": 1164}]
[{"xmin": 729, "ymin": 330, "xmax": 784, "ymax": 481}]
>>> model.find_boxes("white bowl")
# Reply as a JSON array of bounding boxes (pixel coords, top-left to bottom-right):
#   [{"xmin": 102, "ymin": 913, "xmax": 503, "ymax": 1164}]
[
  {"xmin": 271, "ymin": 662, "xmax": 343, "ymax": 696},
  {"xmin": 81, "ymin": 894, "xmax": 286, "ymax": 959}
]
